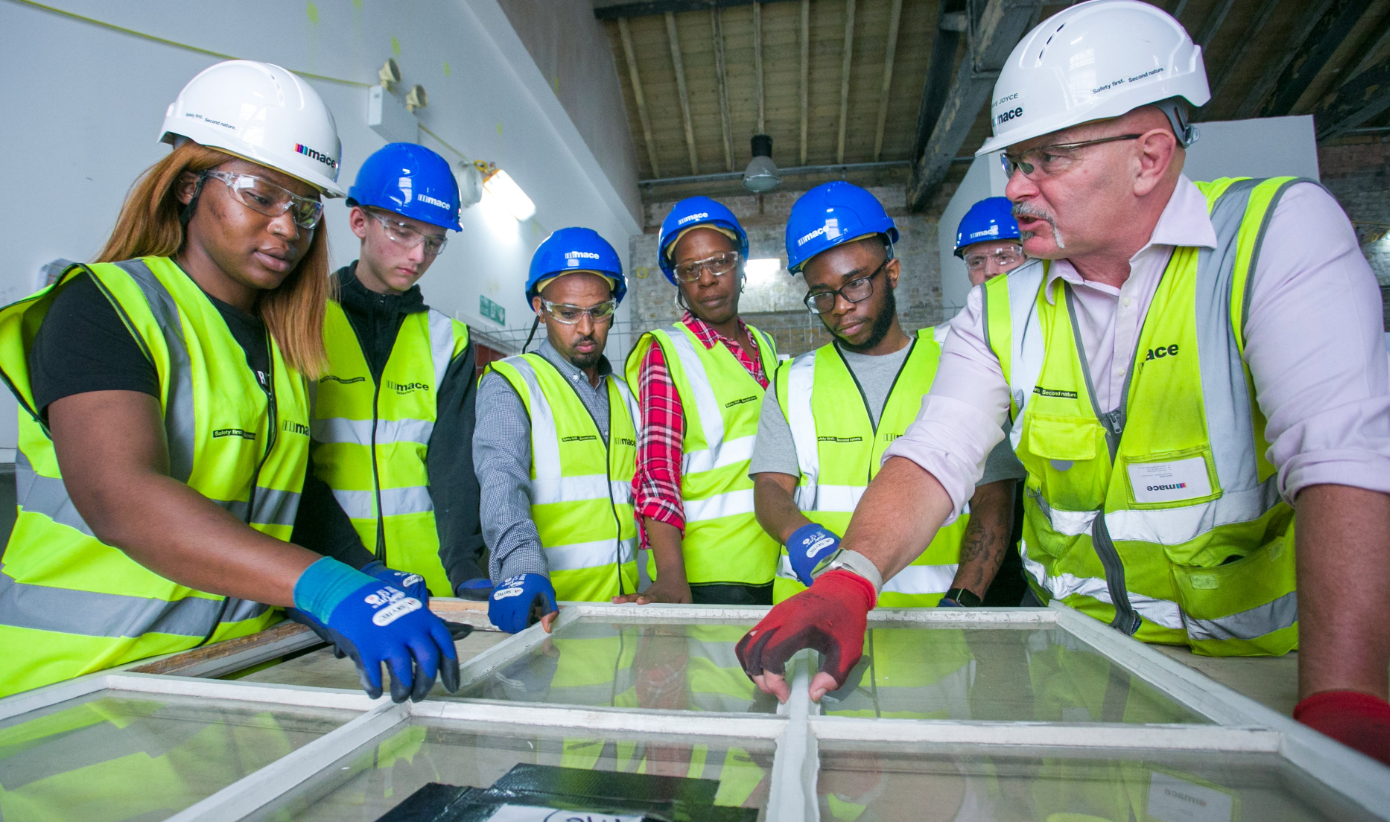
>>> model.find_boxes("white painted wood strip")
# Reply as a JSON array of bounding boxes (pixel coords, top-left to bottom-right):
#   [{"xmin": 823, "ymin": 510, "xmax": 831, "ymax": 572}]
[
  {"xmin": 767, "ymin": 652, "xmax": 819, "ymax": 822},
  {"xmin": 410, "ymin": 699, "xmax": 784, "ymax": 739},
  {"xmin": 0, "ymin": 671, "xmax": 109, "ymax": 722},
  {"xmin": 810, "ymin": 717, "xmax": 1282, "ymax": 752},
  {"xmin": 103, "ymin": 672, "xmax": 380, "ymax": 712}
]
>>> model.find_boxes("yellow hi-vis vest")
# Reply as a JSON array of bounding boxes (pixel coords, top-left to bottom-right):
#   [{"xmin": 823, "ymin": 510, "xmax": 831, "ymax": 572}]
[
  {"xmin": 771, "ymin": 327, "xmax": 970, "ymax": 606},
  {"xmin": 310, "ymin": 299, "xmax": 469, "ymax": 596},
  {"xmin": 625, "ymin": 323, "xmax": 780, "ymax": 586},
  {"xmin": 0, "ymin": 258, "xmax": 309, "ymax": 697},
  {"xmin": 982, "ymin": 178, "xmax": 1306, "ymax": 656},
  {"xmin": 487, "ymin": 354, "xmax": 639, "ymax": 601}
]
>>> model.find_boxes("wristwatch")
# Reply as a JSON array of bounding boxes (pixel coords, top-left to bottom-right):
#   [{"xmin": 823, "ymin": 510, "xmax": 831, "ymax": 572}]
[
  {"xmin": 942, "ymin": 587, "xmax": 983, "ymax": 607},
  {"xmin": 810, "ymin": 548, "xmax": 884, "ymax": 594}
]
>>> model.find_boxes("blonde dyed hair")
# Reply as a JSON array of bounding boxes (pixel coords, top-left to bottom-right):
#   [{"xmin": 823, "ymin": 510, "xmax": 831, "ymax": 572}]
[{"xmin": 95, "ymin": 141, "xmax": 332, "ymax": 378}]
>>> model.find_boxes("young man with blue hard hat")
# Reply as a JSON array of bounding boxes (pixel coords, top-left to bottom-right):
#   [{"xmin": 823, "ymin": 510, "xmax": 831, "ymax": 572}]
[
  {"xmin": 955, "ymin": 196, "xmax": 1026, "ymax": 287},
  {"xmin": 736, "ymin": 0, "xmax": 1390, "ymax": 765},
  {"xmin": 304, "ymin": 142, "xmax": 487, "ymax": 603},
  {"xmin": 751, "ymin": 182, "xmax": 1019, "ymax": 609},
  {"xmin": 620, "ymin": 197, "xmax": 780, "ymax": 606},
  {"xmin": 475, "ymin": 228, "xmax": 639, "ymax": 633}
]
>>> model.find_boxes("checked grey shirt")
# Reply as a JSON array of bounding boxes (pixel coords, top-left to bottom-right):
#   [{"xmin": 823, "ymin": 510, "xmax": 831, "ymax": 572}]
[{"xmin": 474, "ymin": 339, "xmax": 613, "ymax": 582}]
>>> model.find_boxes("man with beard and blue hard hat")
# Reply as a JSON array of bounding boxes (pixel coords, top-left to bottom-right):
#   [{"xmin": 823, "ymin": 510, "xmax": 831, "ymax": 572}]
[
  {"xmin": 751, "ymin": 182, "xmax": 1021, "ymax": 609},
  {"xmin": 618, "ymin": 197, "xmax": 780, "ymax": 607},
  {"xmin": 475, "ymin": 228, "xmax": 640, "ymax": 633},
  {"xmin": 304, "ymin": 142, "xmax": 487, "ymax": 603},
  {"xmin": 955, "ymin": 196, "xmax": 1027, "ymax": 287},
  {"xmin": 735, "ymin": 0, "xmax": 1390, "ymax": 766}
]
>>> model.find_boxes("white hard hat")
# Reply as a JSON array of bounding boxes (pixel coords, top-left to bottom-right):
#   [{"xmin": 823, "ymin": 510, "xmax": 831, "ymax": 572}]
[
  {"xmin": 977, "ymin": 0, "xmax": 1210, "ymax": 156},
  {"xmin": 160, "ymin": 60, "xmax": 347, "ymax": 197}
]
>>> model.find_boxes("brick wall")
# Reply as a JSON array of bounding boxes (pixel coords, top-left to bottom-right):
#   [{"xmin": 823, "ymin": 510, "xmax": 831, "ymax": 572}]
[{"xmin": 1319, "ymin": 141, "xmax": 1390, "ymax": 288}]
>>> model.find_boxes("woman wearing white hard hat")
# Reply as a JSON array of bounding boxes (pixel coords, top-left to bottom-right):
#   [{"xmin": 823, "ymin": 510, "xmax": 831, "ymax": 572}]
[
  {"xmin": 734, "ymin": 0, "xmax": 1390, "ymax": 766},
  {"xmin": 0, "ymin": 60, "xmax": 460, "ymax": 703}
]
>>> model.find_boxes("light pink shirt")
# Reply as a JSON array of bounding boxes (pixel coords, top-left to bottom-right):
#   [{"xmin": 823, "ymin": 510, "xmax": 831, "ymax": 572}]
[{"xmin": 887, "ymin": 175, "xmax": 1390, "ymax": 520}]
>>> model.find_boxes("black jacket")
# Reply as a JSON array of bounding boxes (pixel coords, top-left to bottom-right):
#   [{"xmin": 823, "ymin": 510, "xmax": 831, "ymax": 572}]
[{"xmin": 292, "ymin": 263, "xmax": 487, "ymax": 591}]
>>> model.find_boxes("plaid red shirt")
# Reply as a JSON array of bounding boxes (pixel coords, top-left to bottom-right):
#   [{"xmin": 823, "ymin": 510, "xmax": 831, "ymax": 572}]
[{"xmin": 633, "ymin": 312, "xmax": 768, "ymax": 544}]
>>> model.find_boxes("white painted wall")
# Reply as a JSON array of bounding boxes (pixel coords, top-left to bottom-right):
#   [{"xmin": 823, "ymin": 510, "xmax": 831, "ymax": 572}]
[
  {"xmin": 0, "ymin": 0, "xmax": 641, "ymax": 450},
  {"xmin": 938, "ymin": 115, "xmax": 1322, "ymax": 320}
]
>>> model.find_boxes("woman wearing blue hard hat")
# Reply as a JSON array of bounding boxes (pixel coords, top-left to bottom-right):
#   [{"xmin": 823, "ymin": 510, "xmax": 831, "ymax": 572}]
[
  {"xmin": 304, "ymin": 142, "xmax": 488, "ymax": 607},
  {"xmin": 954, "ymin": 196, "xmax": 1026, "ymax": 287},
  {"xmin": 475, "ymin": 228, "xmax": 639, "ymax": 633},
  {"xmin": 620, "ymin": 197, "xmax": 780, "ymax": 607}
]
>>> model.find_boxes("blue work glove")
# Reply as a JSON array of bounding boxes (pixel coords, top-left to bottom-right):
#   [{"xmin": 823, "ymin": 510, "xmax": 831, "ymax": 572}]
[
  {"xmin": 290, "ymin": 557, "xmax": 459, "ymax": 702},
  {"xmin": 454, "ymin": 578, "xmax": 495, "ymax": 602},
  {"xmin": 489, "ymin": 574, "xmax": 558, "ymax": 634},
  {"xmin": 361, "ymin": 560, "xmax": 430, "ymax": 604},
  {"xmin": 786, "ymin": 523, "xmax": 842, "ymax": 586},
  {"xmin": 936, "ymin": 598, "xmax": 964, "ymax": 607}
]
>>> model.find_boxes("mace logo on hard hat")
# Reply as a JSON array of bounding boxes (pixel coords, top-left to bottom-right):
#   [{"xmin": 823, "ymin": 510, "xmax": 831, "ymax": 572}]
[
  {"xmin": 678, "ymin": 212, "xmax": 709, "ymax": 225},
  {"xmin": 798, "ymin": 222, "xmax": 839, "ymax": 247},
  {"xmin": 294, "ymin": 143, "xmax": 339, "ymax": 169},
  {"xmin": 566, "ymin": 251, "xmax": 601, "ymax": 259},
  {"xmin": 417, "ymin": 193, "xmax": 450, "ymax": 210}
]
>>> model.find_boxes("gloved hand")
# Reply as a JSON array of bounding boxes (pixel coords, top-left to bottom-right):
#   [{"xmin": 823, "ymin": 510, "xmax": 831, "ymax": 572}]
[
  {"xmin": 735, "ymin": 570, "xmax": 876, "ymax": 703},
  {"xmin": 361, "ymin": 560, "xmax": 430, "ymax": 604},
  {"xmin": 936, "ymin": 598, "xmax": 963, "ymax": 607},
  {"xmin": 489, "ymin": 574, "xmax": 558, "ymax": 634},
  {"xmin": 785, "ymin": 523, "xmax": 841, "ymax": 586},
  {"xmin": 292, "ymin": 557, "xmax": 459, "ymax": 702},
  {"xmin": 454, "ymin": 577, "xmax": 495, "ymax": 602},
  {"xmin": 1294, "ymin": 690, "xmax": 1390, "ymax": 766}
]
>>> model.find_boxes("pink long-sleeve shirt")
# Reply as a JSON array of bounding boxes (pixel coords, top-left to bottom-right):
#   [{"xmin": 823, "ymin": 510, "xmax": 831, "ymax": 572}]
[{"xmin": 886, "ymin": 175, "xmax": 1390, "ymax": 522}]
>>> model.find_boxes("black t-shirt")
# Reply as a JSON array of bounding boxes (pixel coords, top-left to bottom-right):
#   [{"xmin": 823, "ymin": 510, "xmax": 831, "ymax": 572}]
[{"xmin": 30, "ymin": 271, "xmax": 269, "ymax": 416}]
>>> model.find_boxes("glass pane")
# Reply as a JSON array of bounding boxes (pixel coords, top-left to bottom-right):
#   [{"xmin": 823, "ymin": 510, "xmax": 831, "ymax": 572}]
[
  {"xmin": 236, "ymin": 629, "xmax": 512, "ymax": 692},
  {"xmin": 0, "ymin": 690, "xmax": 354, "ymax": 821},
  {"xmin": 454, "ymin": 618, "xmax": 780, "ymax": 713},
  {"xmin": 247, "ymin": 718, "xmax": 774, "ymax": 821},
  {"xmin": 817, "ymin": 742, "xmax": 1378, "ymax": 822},
  {"xmin": 819, "ymin": 626, "xmax": 1208, "ymax": 724}
]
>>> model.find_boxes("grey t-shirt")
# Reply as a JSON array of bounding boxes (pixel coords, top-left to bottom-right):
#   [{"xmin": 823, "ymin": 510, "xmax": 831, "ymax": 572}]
[{"xmin": 750, "ymin": 341, "xmax": 1025, "ymax": 487}]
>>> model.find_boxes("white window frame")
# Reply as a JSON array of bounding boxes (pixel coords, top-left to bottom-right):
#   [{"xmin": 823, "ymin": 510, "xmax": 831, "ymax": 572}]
[{"xmin": 2, "ymin": 602, "xmax": 1387, "ymax": 822}]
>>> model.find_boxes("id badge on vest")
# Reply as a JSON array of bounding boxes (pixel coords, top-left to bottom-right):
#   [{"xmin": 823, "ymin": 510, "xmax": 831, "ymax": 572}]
[{"xmin": 1127, "ymin": 456, "xmax": 1212, "ymax": 504}]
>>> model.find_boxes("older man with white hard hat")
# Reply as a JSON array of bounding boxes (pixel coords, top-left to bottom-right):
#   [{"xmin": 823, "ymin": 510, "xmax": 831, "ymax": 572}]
[{"xmin": 734, "ymin": 0, "xmax": 1390, "ymax": 763}]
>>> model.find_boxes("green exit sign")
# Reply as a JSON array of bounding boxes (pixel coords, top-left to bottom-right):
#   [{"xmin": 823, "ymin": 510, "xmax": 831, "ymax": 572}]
[{"xmin": 480, "ymin": 294, "xmax": 505, "ymax": 326}]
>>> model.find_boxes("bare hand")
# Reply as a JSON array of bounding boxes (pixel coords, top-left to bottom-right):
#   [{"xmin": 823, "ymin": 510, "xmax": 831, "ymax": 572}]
[{"xmin": 612, "ymin": 577, "xmax": 692, "ymax": 605}]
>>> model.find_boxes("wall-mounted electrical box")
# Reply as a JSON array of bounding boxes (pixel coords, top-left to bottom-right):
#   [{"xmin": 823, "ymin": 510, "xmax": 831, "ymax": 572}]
[{"xmin": 368, "ymin": 85, "xmax": 419, "ymax": 144}]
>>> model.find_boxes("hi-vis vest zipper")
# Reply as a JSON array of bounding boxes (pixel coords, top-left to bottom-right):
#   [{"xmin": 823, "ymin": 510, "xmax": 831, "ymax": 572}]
[
  {"xmin": 625, "ymin": 323, "xmax": 781, "ymax": 587},
  {"xmin": 773, "ymin": 327, "xmax": 970, "ymax": 606},
  {"xmin": 0, "ymin": 257, "xmax": 310, "ymax": 697},
  {"xmin": 982, "ymin": 177, "xmax": 1310, "ymax": 656},
  {"xmin": 310, "ymin": 300, "xmax": 469, "ymax": 596},
  {"xmin": 488, "ymin": 354, "xmax": 639, "ymax": 602}
]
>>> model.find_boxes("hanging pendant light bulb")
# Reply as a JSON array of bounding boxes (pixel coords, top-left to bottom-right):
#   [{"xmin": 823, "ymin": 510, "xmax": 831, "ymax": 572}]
[{"xmin": 743, "ymin": 134, "xmax": 781, "ymax": 193}]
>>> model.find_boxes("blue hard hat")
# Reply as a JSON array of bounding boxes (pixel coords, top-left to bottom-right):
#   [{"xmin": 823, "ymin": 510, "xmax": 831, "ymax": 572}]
[
  {"xmin": 954, "ymin": 197, "xmax": 1020, "ymax": 258},
  {"xmin": 348, "ymin": 142, "xmax": 463, "ymax": 231},
  {"xmin": 526, "ymin": 227, "xmax": 627, "ymax": 304},
  {"xmin": 785, "ymin": 182, "xmax": 899, "ymax": 273},
  {"xmin": 656, "ymin": 197, "xmax": 749, "ymax": 285}
]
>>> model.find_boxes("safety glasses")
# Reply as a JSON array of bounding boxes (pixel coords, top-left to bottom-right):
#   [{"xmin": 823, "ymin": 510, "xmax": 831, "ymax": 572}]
[
  {"xmin": 203, "ymin": 171, "xmax": 324, "ymax": 229},
  {"xmin": 541, "ymin": 298, "xmax": 617, "ymax": 325},
  {"xmin": 673, "ymin": 251, "xmax": 740, "ymax": 284},
  {"xmin": 367, "ymin": 209, "xmax": 448, "ymax": 256},
  {"xmin": 1000, "ymin": 133, "xmax": 1143, "ymax": 179}
]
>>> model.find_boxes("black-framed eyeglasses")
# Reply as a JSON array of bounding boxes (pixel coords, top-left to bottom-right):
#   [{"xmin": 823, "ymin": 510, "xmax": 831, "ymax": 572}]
[
  {"xmin": 673, "ymin": 250, "xmax": 740, "ymax": 283},
  {"xmin": 804, "ymin": 260, "xmax": 887, "ymax": 315},
  {"xmin": 1001, "ymin": 134, "xmax": 1143, "ymax": 179},
  {"xmin": 540, "ymin": 298, "xmax": 617, "ymax": 325},
  {"xmin": 203, "ymin": 170, "xmax": 324, "ymax": 229},
  {"xmin": 367, "ymin": 209, "xmax": 448, "ymax": 256}
]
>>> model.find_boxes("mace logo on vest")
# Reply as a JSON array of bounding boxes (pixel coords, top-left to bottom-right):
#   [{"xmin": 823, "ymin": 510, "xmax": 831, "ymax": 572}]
[{"xmin": 1145, "ymin": 344, "xmax": 1180, "ymax": 361}]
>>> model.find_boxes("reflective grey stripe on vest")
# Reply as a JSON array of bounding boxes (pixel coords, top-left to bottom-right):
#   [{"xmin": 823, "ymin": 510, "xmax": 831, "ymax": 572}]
[
  {"xmin": 211, "ymin": 488, "xmax": 302, "ymax": 529},
  {"xmin": 1019, "ymin": 539, "xmax": 1186, "ymax": 630},
  {"xmin": 428, "ymin": 309, "xmax": 457, "ymax": 395},
  {"xmin": 1185, "ymin": 589, "xmax": 1298, "ymax": 641},
  {"xmin": 502, "ymin": 356, "xmax": 632, "ymax": 568},
  {"xmin": 785, "ymin": 350, "xmax": 820, "ymax": 508},
  {"xmin": 664, "ymin": 330, "xmax": 756, "ymax": 476},
  {"xmin": 15, "ymin": 451, "xmax": 94, "ymax": 537},
  {"xmin": 0, "ymin": 561, "xmax": 269, "ymax": 638},
  {"xmin": 332, "ymin": 485, "xmax": 433, "ymax": 520},
  {"xmin": 311, "ymin": 417, "xmax": 434, "ymax": 447}
]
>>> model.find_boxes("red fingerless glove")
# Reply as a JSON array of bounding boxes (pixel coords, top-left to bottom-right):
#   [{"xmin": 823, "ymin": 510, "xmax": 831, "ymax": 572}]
[
  {"xmin": 735, "ymin": 570, "xmax": 876, "ymax": 687},
  {"xmin": 1294, "ymin": 690, "xmax": 1390, "ymax": 766}
]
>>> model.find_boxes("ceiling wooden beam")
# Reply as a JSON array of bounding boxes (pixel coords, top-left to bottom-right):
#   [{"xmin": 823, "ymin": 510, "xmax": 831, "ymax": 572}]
[
  {"xmin": 1195, "ymin": 0, "xmax": 1236, "ymax": 49},
  {"xmin": 594, "ymin": 0, "xmax": 799, "ymax": 20},
  {"xmin": 912, "ymin": 0, "xmax": 966, "ymax": 163},
  {"xmin": 799, "ymin": 0, "xmax": 810, "ymax": 165},
  {"xmin": 1315, "ymin": 52, "xmax": 1390, "ymax": 140},
  {"xmin": 618, "ymin": 18, "xmax": 661, "ymax": 179},
  {"xmin": 1205, "ymin": 0, "xmax": 1282, "ymax": 112},
  {"xmin": 665, "ymin": 12, "xmax": 701, "ymax": 175},
  {"xmin": 1260, "ymin": 0, "xmax": 1376, "ymax": 117},
  {"xmin": 1234, "ymin": 0, "xmax": 1336, "ymax": 118},
  {"xmin": 754, "ymin": 1, "xmax": 766, "ymax": 134},
  {"xmin": 907, "ymin": 0, "xmax": 1044, "ymax": 212},
  {"xmin": 836, "ymin": 0, "xmax": 858, "ymax": 164},
  {"xmin": 872, "ymin": 0, "xmax": 904, "ymax": 162},
  {"xmin": 711, "ymin": 8, "xmax": 734, "ymax": 172}
]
